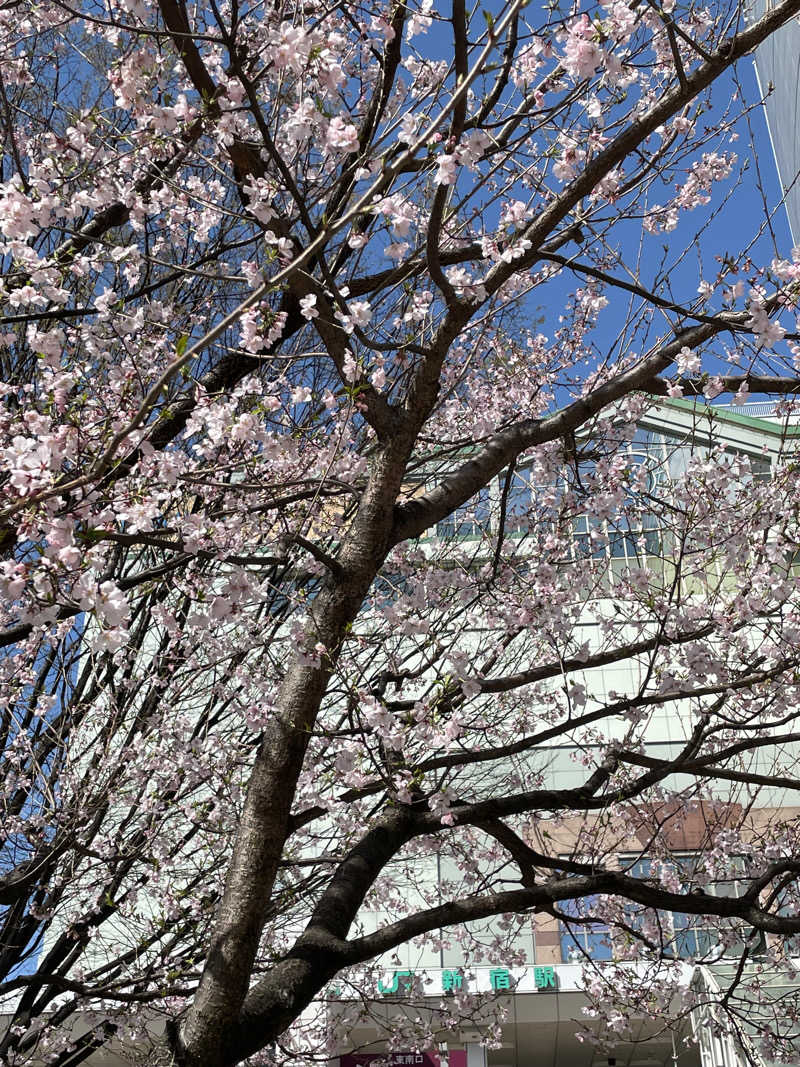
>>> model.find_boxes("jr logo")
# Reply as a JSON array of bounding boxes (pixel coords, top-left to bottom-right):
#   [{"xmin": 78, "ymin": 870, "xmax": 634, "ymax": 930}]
[{"xmin": 377, "ymin": 970, "xmax": 415, "ymax": 994}]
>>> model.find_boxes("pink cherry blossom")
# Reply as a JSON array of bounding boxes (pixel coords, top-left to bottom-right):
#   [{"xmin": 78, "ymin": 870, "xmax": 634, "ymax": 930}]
[
  {"xmin": 0, "ymin": 3, "xmax": 799, "ymax": 1065},
  {"xmin": 562, "ymin": 16, "xmax": 604, "ymax": 80},
  {"xmin": 326, "ymin": 116, "xmax": 360, "ymax": 153}
]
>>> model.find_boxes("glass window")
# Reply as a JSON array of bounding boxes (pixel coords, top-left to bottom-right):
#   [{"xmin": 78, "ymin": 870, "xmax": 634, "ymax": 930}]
[
  {"xmin": 749, "ymin": 453, "xmax": 771, "ymax": 481},
  {"xmin": 558, "ymin": 896, "xmax": 613, "ymax": 962},
  {"xmin": 436, "ymin": 487, "xmax": 490, "ymax": 539},
  {"xmin": 671, "ymin": 912, "xmax": 716, "ymax": 958},
  {"xmin": 622, "ymin": 854, "xmax": 750, "ymax": 960},
  {"xmin": 608, "ymin": 515, "xmax": 637, "ymax": 560},
  {"xmin": 504, "ymin": 466, "xmax": 532, "ymax": 530},
  {"xmin": 571, "ymin": 513, "xmax": 605, "ymax": 559},
  {"xmin": 431, "ymin": 423, "xmax": 769, "ymax": 549},
  {"xmin": 500, "ymin": 465, "xmax": 564, "ymax": 536},
  {"xmin": 369, "ymin": 572, "xmax": 410, "ymax": 605},
  {"xmin": 566, "ymin": 427, "xmax": 673, "ymax": 562}
]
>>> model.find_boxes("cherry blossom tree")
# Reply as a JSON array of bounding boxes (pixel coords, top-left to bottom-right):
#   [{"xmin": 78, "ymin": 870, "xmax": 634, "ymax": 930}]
[{"xmin": 3, "ymin": 0, "xmax": 800, "ymax": 1065}]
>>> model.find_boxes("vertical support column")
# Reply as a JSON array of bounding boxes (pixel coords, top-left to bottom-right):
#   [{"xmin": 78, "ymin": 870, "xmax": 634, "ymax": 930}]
[{"xmin": 466, "ymin": 1043, "xmax": 487, "ymax": 1067}]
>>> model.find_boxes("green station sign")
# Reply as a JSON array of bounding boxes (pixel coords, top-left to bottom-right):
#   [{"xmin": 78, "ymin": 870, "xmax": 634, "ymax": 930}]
[{"xmin": 377, "ymin": 965, "xmax": 558, "ymax": 995}]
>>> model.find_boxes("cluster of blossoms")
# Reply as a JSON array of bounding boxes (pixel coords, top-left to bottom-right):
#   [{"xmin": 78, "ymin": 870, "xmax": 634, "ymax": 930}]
[
  {"xmin": 336, "ymin": 298, "xmax": 373, "ymax": 335},
  {"xmin": 2, "ymin": 1, "xmax": 800, "ymax": 1065},
  {"xmin": 644, "ymin": 152, "xmax": 737, "ymax": 232},
  {"xmin": 434, "ymin": 130, "xmax": 492, "ymax": 186},
  {"xmin": 561, "ymin": 14, "xmax": 605, "ymax": 79},
  {"xmin": 746, "ymin": 287, "xmax": 787, "ymax": 348}
]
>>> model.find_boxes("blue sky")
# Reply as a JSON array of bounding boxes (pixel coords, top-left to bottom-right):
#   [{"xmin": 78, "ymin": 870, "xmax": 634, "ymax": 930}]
[{"xmin": 409, "ymin": 1, "xmax": 797, "ymax": 400}]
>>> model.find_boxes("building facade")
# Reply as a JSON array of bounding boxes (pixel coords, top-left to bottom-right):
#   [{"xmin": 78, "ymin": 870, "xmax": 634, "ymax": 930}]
[
  {"xmin": 8, "ymin": 402, "xmax": 800, "ymax": 1066},
  {"xmin": 331, "ymin": 400, "xmax": 800, "ymax": 1067},
  {"xmin": 752, "ymin": 0, "xmax": 800, "ymax": 241}
]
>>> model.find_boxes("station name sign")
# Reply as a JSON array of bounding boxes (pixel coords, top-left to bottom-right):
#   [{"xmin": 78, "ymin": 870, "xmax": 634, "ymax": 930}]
[{"xmin": 376, "ymin": 965, "xmax": 558, "ymax": 996}]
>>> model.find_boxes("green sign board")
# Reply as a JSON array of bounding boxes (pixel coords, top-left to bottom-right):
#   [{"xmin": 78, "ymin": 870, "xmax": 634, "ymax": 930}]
[
  {"xmin": 377, "ymin": 965, "xmax": 558, "ymax": 995},
  {"xmin": 377, "ymin": 970, "xmax": 415, "ymax": 994},
  {"xmin": 534, "ymin": 966, "xmax": 556, "ymax": 989}
]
